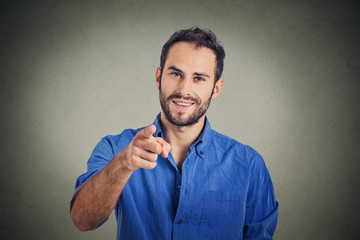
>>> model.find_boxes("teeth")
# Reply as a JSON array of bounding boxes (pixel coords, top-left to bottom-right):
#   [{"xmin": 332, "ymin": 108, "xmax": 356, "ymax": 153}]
[{"xmin": 175, "ymin": 101, "xmax": 192, "ymax": 106}]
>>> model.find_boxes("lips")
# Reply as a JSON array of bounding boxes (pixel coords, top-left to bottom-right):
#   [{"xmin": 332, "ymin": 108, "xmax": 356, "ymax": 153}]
[{"xmin": 173, "ymin": 100, "xmax": 194, "ymax": 106}]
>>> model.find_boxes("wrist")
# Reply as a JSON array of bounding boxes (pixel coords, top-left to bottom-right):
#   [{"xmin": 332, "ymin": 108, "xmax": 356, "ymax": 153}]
[{"xmin": 114, "ymin": 150, "xmax": 134, "ymax": 174}]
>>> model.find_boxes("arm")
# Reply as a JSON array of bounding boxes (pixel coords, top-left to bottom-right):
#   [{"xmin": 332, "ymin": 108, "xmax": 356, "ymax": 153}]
[
  {"xmin": 243, "ymin": 152, "xmax": 278, "ymax": 239},
  {"xmin": 70, "ymin": 125, "xmax": 171, "ymax": 231}
]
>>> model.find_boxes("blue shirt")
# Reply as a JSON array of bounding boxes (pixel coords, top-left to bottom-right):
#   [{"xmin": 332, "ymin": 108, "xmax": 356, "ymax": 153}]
[{"xmin": 72, "ymin": 114, "xmax": 278, "ymax": 239}]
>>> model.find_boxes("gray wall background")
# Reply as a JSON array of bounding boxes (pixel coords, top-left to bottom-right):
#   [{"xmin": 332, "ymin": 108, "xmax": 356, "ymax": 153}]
[{"xmin": 1, "ymin": 0, "xmax": 359, "ymax": 239}]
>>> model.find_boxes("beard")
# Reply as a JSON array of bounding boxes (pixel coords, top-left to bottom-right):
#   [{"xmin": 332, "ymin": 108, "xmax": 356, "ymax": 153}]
[{"xmin": 159, "ymin": 87, "xmax": 213, "ymax": 127}]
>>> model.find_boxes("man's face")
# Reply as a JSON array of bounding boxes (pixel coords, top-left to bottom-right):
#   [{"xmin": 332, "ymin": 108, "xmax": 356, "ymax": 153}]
[{"xmin": 156, "ymin": 42, "xmax": 223, "ymax": 127}]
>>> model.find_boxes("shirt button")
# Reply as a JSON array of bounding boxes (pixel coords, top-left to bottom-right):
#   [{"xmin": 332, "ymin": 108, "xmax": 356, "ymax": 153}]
[
  {"xmin": 200, "ymin": 151, "xmax": 204, "ymax": 154},
  {"xmin": 178, "ymin": 186, "xmax": 181, "ymax": 191},
  {"xmin": 176, "ymin": 218, "xmax": 184, "ymax": 224}
]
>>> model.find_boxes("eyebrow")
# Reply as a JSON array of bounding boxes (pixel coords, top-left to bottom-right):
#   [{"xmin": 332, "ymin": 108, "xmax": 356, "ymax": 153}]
[
  {"xmin": 167, "ymin": 66, "xmax": 183, "ymax": 73},
  {"xmin": 193, "ymin": 72, "xmax": 210, "ymax": 78},
  {"xmin": 167, "ymin": 66, "xmax": 210, "ymax": 78}
]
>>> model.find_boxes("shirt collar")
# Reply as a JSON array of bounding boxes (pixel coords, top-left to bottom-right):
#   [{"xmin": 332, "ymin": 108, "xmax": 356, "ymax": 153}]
[
  {"xmin": 152, "ymin": 113, "xmax": 164, "ymax": 138},
  {"xmin": 151, "ymin": 113, "xmax": 213, "ymax": 158}
]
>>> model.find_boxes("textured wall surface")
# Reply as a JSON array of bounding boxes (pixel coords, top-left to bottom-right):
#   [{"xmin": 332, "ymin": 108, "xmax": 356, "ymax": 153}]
[{"xmin": 1, "ymin": 0, "xmax": 359, "ymax": 239}]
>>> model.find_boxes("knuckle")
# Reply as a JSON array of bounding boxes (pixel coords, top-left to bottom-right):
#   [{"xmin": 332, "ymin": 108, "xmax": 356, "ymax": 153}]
[
  {"xmin": 131, "ymin": 146, "xmax": 139, "ymax": 155},
  {"xmin": 155, "ymin": 144, "xmax": 162, "ymax": 154},
  {"xmin": 151, "ymin": 154, "xmax": 158, "ymax": 162},
  {"xmin": 130, "ymin": 148, "xmax": 139, "ymax": 157},
  {"xmin": 132, "ymin": 137, "xmax": 141, "ymax": 146},
  {"xmin": 129, "ymin": 156, "xmax": 139, "ymax": 167},
  {"xmin": 145, "ymin": 161, "xmax": 156, "ymax": 169}
]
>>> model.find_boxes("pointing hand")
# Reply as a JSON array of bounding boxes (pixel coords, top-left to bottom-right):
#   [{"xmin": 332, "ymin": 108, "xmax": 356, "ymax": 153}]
[{"xmin": 120, "ymin": 125, "xmax": 171, "ymax": 171}]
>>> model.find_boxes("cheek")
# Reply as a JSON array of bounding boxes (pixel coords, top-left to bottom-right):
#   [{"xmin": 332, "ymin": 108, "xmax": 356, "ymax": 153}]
[
  {"xmin": 161, "ymin": 80, "xmax": 179, "ymax": 93},
  {"xmin": 195, "ymin": 86, "xmax": 214, "ymax": 99}
]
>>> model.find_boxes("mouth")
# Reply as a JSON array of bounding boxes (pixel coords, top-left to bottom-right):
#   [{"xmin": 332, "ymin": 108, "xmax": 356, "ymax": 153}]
[
  {"xmin": 172, "ymin": 100, "xmax": 194, "ymax": 109},
  {"xmin": 173, "ymin": 100, "xmax": 193, "ymax": 106}
]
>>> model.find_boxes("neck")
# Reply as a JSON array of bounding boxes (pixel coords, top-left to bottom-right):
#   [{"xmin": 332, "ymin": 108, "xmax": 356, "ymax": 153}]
[{"xmin": 160, "ymin": 112, "xmax": 205, "ymax": 152}]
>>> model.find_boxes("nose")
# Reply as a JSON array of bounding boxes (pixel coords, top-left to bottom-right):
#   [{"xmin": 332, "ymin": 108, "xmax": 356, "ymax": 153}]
[{"xmin": 177, "ymin": 77, "xmax": 192, "ymax": 96}]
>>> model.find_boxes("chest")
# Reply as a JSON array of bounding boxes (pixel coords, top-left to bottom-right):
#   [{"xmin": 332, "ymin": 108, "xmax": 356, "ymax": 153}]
[
  {"xmin": 170, "ymin": 147, "xmax": 189, "ymax": 174},
  {"xmin": 120, "ymin": 152, "xmax": 251, "ymax": 238}
]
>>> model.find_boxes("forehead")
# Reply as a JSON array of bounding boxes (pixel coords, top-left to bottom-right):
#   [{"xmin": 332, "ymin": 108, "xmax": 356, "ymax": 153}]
[{"xmin": 164, "ymin": 42, "xmax": 216, "ymax": 76}]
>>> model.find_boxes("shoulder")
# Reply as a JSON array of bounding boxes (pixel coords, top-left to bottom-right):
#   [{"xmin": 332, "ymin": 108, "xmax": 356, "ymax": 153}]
[{"xmin": 209, "ymin": 129, "xmax": 263, "ymax": 165}]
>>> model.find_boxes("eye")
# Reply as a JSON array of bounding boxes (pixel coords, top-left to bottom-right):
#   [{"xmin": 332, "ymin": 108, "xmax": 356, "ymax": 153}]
[
  {"xmin": 194, "ymin": 76, "xmax": 204, "ymax": 82},
  {"xmin": 171, "ymin": 72, "xmax": 181, "ymax": 78}
]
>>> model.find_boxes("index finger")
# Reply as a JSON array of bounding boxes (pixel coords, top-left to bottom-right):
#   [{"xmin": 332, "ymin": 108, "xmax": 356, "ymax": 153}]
[{"xmin": 139, "ymin": 125, "xmax": 156, "ymax": 139}]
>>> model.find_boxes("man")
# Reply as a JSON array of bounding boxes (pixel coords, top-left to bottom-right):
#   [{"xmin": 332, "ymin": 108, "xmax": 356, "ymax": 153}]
[{"xmin": 70, "ymin": 27, "xmax": 278, "ymax": 239}]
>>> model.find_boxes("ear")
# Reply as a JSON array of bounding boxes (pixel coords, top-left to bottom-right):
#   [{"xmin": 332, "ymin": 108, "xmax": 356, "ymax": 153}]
[
  {"xmin": 211, "ymin": 78, "xmax": 223, "ymax": 99},
  {"xmin": 155, "ymin": 67, "xmax": 161, "ymax": 90}
]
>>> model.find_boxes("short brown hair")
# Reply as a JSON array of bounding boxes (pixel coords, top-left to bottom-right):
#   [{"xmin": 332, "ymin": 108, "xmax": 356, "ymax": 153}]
[{"xmin": 160, "ymin": 27, "xmax": 225, "ymax": 82}]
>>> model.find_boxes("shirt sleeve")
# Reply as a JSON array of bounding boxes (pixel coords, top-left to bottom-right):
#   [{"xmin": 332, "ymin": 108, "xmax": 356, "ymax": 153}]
[
  {"xmin": 243, "ymin": 151, "xmax": 278, "ymax": 239},
  {"xmin": 70, "ymin": 137, "xmax": 115, "ymax": 210}
]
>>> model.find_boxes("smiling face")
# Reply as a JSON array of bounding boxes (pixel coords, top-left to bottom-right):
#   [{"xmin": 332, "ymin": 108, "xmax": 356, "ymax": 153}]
[{"xmin": 156, "ymin": 42, "xmax": 223, "ymax": 127}]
